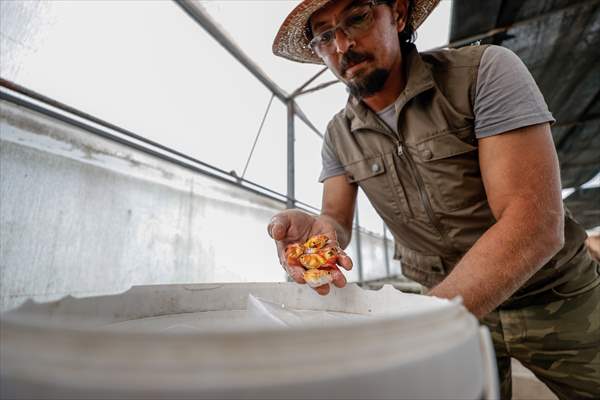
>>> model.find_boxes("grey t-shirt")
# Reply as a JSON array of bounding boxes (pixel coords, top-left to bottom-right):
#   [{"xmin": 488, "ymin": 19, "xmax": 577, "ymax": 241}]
[{"xmin": 319, "ymin": 45, "xmax": 555, "ymax": 182}]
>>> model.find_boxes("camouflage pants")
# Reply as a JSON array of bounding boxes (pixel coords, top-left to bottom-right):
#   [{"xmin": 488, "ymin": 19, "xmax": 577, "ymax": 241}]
[{"xmin": 481, "ymin": 261, "xmax": 600, "ymax": 399}]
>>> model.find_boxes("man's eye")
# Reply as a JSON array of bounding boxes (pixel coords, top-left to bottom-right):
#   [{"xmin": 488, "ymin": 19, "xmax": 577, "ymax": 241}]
[
  {"xmin": 319, "ymin": 31, "xmax": 334, "ymax": 44},
  {"xmin": 346, "ymin": 12, "xmax": 368, "ymax": 27}
]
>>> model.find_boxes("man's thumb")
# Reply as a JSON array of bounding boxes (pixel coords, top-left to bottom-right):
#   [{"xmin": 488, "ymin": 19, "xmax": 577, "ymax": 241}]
[{"xmin": 268, "ymin": 217, "xmax": 289, "ymax": 240}]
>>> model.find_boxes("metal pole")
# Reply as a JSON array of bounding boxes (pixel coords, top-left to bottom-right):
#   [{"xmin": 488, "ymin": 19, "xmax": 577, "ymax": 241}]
[
  {"xmin": 291, "ymin": 66, "xmax": 328, "ymax": 97},
  {"xmin": 383, "ymin": 223, "xmax": 390, "ymax": 278},
  {"xmin": 295, "ymin": 79, "xmax": 340, "ymax": 98},
  {"xmin": 286, "ymin": 101, "xmax": 295, "ymax": 209},
  {"xmin": 294, "ymin": 102, "xmax": 324, "ymax": 139},
  {"xmin": 241, "ymin": 94, "xmax": 275, "ymax": 179},
  {"xmin": 0, "ymin": 88, "xmax": 296, "ymax": 209},
  {"xmin": 354, "ymin": 208, "xmax": 364, "ymax": 284},
  {"xmin": 174, "ymin": 0, "xmax": 288, "ymax": 102},
  {"xmin": 174, "ymin": 0, "xmax": 323, "ymax": 138}
]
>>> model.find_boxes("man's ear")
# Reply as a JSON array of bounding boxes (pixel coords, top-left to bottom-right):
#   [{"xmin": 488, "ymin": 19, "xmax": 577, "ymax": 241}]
[{"xmin": 392, "ymin": 0, "xmax": 408, "ymax": 32}]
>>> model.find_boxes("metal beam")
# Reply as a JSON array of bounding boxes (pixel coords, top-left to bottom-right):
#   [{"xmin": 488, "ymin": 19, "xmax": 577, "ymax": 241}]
[
  {"xmin": 0, "ymin": 80, "xmax": 323, "ymax": 214},
  {"xmin": 383, "ymin": 224, "xmax": 390, "ymax": 277},
  {"xmin": 174, "ymin": 0, "xmax": 289, "ymax": 102},
  {"xmin": 0, "ymin": 90, "xmax": 291, "ymax": 207},
  {"xmin": 174, "ymin": 0, "xmax": 328, "ymax": 144},
  {"xmin": 293, "ymin": 102, "xmax": 324, "ymax": 139},
  {"xmin": 295, "ymin": 79, "xmax": 340, "ymax": 98},
  {"xmin": 242, "ymin": 93, "xmax": 275, "ymax": 179},
  {"xmin": 287, "ymin": 101, "xmax": 296, "ymax": 209},
  {"xmin": 291, "ymin": 66, "xmax": 328, "ymax": 97}
]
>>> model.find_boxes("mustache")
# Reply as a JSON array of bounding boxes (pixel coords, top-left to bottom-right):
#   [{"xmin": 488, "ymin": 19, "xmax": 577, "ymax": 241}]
[{"xmin": 340, "ymin": 50, "xmax": 373, "ymax": 75}]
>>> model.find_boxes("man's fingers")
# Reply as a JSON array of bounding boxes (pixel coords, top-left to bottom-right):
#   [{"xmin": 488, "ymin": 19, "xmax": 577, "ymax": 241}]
[
  {"xmin": 337, "ymin": 250, "xmax": 353, "ymax": 270},
  {"xmin": 272, "ymin": 223, "xmax": 287, "ymax": 240},
  {"xmin": 268, "ymin": 216, "xmax": 347, "ymax": 294},
  {"xmin": 331, "ymin": 268, "xmax": 347, "ymax": 288},
  {"xmin": 313, "ymin": 284, "xmax": 330, "ymax": 296},
  {"xmin": 285, "ymin": 265, "xmax": 306, "ymax": 284},
  {"xmin": 268, "ymin": 216, "xmax": 290, "ymax": 240}
]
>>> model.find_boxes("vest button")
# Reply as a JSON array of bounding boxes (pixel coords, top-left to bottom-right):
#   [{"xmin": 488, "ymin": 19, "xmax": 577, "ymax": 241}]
[
  {"xmin": 423, "ymin": 149, "xmax": 433, "ymax": 160},
  {"xmin": 371, "ymin": 163, "xmax": 380, "ymax": 173}
]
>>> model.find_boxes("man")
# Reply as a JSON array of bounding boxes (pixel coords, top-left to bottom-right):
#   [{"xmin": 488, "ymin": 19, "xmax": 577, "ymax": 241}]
[{"xmin": 267, "ymin": 0, "xmax": 600, "ymax": 398}]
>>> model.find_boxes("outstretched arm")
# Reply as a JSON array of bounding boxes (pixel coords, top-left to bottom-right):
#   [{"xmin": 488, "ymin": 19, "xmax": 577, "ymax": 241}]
[
  {"xmin": 268, "ymin": 174, "xmax": 358, "ymax": 295},
  {"xmin": 428, "ymin": 123, "xmax": 564, "ymax": 317}
]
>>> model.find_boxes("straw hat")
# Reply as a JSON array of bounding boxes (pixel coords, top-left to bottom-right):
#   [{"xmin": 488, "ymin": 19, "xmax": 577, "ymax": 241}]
[{"xmin": 273, "ymin": 0, "xmax": 440, "ymax": 64}]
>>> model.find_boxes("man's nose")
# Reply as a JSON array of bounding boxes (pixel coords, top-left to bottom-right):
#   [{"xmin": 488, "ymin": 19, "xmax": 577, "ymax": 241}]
[{"xmin": 334, "ymin": 29, "xmax": 354, "ymax": 54}]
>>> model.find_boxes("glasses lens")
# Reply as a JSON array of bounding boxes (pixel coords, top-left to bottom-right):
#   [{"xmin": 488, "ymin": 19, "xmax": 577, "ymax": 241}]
[
  {"xmin": 342, "ymin": 5, "xmax": 374, "ymax": 35},
  {"xmin": 309, "ymin": 30, "xmax": 334, "ymax": 53},
  {"xmin": 309, "ymin": 4, "xmax": 375, "ymax": 56}
]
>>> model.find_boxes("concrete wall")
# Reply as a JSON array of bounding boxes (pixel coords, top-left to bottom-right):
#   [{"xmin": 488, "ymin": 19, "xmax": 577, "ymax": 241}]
[{"xmin": 0, "ymin": 99, "xmax": 397, "ymax": 311}]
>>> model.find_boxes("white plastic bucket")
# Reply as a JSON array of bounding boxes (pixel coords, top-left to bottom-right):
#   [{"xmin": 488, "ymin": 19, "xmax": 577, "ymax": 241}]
[{"xmin": 0, "ymin": 283, "xmax": 498, "ymax": 399}]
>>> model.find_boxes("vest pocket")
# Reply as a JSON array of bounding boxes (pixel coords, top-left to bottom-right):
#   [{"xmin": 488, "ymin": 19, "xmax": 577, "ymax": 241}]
[
  {"xmin": 345, "ymin": 155, "xmax": 386, "ymax": 182},
  {"xmin": 344, "ymin": 154, "xmax": 412, "ymax": 221},
  {"xmin": 394, "ymin": 245, "xmax": 447, "ymax": 288},
  {"xmin": 415, "ymin": 131, "xmax": 485, "ymax": 212}
]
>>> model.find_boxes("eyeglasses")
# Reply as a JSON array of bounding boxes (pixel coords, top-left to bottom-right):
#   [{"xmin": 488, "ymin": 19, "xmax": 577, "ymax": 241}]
[{"xmin": 308, "ymin": 0, "xmax": 388, "ymax": 57}]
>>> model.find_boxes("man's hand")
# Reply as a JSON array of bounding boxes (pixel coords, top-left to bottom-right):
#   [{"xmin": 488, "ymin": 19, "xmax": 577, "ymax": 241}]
[{"xmin": 267, "ymin": 209, "xmax": 353, "ymax": 295}]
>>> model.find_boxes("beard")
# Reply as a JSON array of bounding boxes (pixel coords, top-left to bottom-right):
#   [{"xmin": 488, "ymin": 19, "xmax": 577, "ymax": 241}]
[
  {"xmin": 346, "ymin": 68, "xmax": 390, "ymax": 100},
  {"xmin": 340, "ymin": 49, "xmax": 390, "ymax": 100}
]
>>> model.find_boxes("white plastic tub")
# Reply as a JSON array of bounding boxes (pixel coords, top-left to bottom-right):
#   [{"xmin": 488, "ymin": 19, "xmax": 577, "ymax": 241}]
[{"xmin": 0, "ymin": 283, "xmax": 498, "ymax": 399}]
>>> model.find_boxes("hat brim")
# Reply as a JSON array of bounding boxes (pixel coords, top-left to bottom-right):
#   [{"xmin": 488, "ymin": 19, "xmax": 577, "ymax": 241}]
[{"xmin": 272, "ymin": 0, "xmax": 441, "ymax": 64}]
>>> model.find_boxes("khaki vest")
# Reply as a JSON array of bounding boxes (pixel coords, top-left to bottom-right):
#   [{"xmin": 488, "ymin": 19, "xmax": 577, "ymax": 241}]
[{"xmin": 326, "ymin": 44, "xmax": 595, "ymax": 306}]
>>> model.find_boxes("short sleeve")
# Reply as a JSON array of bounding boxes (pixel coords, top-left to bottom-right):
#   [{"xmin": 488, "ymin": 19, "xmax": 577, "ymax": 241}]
[
  {"xmin": 474, "ymin": 45, "xmax": 555, "ymax": 138},
  {"xmin": 318, "ymin": 131, "xmax": 346, "ymax": 183}
]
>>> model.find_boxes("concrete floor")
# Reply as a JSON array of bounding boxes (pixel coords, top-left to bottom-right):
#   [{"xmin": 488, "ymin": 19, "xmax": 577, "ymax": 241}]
[{"xmin": 512, "ymin": 359, "xmax": 558, "ymax": 400}]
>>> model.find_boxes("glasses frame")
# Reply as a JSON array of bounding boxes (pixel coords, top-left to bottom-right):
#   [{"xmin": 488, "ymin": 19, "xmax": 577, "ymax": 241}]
[{"xmin": 308, "ymin": 0, "xmax": 390, "ymax": 57}]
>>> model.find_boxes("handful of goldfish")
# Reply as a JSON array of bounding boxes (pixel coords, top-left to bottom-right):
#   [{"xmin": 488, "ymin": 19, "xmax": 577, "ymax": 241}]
[{"xmin": 285, "ymin": 234, "xmax": 341, "ymax": 288}]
